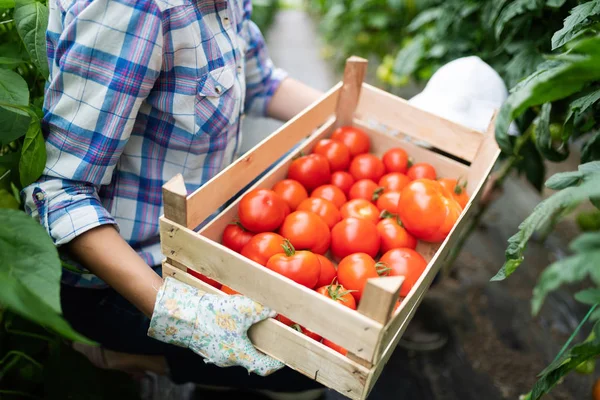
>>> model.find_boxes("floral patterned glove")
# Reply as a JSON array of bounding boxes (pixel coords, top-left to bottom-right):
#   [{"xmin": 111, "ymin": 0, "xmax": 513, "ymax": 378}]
[{"xmin": 148, "ymin": 277, "xmax": 284, "ymax": 376}]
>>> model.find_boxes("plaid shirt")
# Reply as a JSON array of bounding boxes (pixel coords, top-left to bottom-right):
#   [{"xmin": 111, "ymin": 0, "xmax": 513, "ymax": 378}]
[{"xmin": 22, "ymin": 0, "xmax": 287, "ymax": 287}]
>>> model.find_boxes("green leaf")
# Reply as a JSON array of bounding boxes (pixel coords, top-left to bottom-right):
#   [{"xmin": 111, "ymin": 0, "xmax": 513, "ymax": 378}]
[
  {"xmin": 14, "ymin": 0, "xmax": 49, "ymax": 79},
  {"xmin": 393, "ymin": 35, "xmax": 426, "ymax": 77},
  {"xmin": 545, "ymin": 170, "xmax": 583, "ymax": 190},
  {"xmin": 0, "ymin": 208, "xmax": 61, "ymax": 314},
  {"xmin": 552, "ymin": 1, "xmax": 600, "ymax": 50},
  {"xmin": 535, "ymin": 103, "xmax": 570, "ymax": 162},
  {"xmin": 517, "ymin": 137, "xmax": 546, "ymax": 192},
  {"xmin": 495, "ymin": 0, "xmax": 540, "ymax": 39},
  {"xmin": 582, "ymin": 130, "xmax": 600, "ymax": 163},
  {"xmin": 503, "ymin": 46, "xmax": 544, "ymax": 89},
  {"xmin": 546, "ymin": 0, "xmax": 567, "ymax": 7},
  {"xmin": 407, "ymin": 8, "xmax": 443, "ymax": 32},
  {"xmin": 0, "ymin": 106, "xmax": 31, "ymax": 145},
  {"xmin": 564, "ymin": 87, "xmax": 600, "ymax": 127},
  {"xmin": 19, "ymin": 118, "xmax": 45, "ymax": 187},
  {"xmin": 575, "ymin": 288, "xmax": 600, "ymax": 305},
  {"xmin": 0, "ymin": 188, "xmax": 20, "ymax": 209},
  {"xmin": 0, "ymin": 56, "xmax": 24, "ymax": 68},
  {"xmin": 0, "ymin": 68, "xmax": 29, "ymax": 106},
  {"xmin": 0, "ymin": 0, "xmax": 16, "ymax": 7}
]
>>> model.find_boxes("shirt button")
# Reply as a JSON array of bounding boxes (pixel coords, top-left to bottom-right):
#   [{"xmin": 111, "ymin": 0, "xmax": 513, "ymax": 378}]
[
  {"xmin": 222, "ymin": 16, "xmax": 230, "ymax": 27},
  {"xmin": 35, "ymin": 192, "xmax": 45, "ymax": 201},
  {"xmin": 215, "ymin": 86, "xmax": 222, "ymax": 94},
  {"xmin": 236, "ymin": 65, "xmax": 242, "ymax": 74}
]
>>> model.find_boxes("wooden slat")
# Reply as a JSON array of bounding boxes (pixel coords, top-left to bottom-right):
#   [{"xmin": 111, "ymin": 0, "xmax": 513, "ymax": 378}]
[
  {"xmin": 467, "ymin": 112, "xmax": 501, "ymax": 195},
  {"xmin": 160, "ymin": 217, "xmax": 383, "ymax": 361},
  {"xmin": 355, "ymin": 277, "xmax": 404, "ymax": 325},
  {"xmin": 335, "ymin": 56, "xmax": 368, "ymax": 128},
  {"xmin": 184, "ymin": 83, "xmax": 342, "ymax": 230},
  {"xmin": 162, "ymin": 174, "xmax": 188, "ymax": 226},
  {"xmin": 356, "ymin": 83, "xmax": 483, "ymax": 162},
  {"xmin": 162, "ymin": 263, "xmax": 370, "ymax": 400}
]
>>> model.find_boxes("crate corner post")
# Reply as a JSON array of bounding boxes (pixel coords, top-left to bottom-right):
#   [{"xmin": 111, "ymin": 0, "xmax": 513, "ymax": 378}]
[
  {"xmin": 335, "ymin": 56, "xmax": 368, "ymax": 128},
  {"xmin": 162, "ymin": 173, "xmax": 189, "ymax": 226}
]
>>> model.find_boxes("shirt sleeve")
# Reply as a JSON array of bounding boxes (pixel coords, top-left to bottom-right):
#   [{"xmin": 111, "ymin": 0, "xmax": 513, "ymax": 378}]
[
  {"xmin": 242, "ymin": 1, "xmax": 288, "ymax": 117},
  {"xmin": 21, "ymin": 0, "xmax": 163, "ymax": 246}
]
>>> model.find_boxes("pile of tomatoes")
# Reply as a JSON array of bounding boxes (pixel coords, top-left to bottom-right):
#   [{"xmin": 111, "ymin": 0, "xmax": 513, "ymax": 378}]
[{"xmin": 190, "ymin": 125, "xmax": 468, "ymax": 356}]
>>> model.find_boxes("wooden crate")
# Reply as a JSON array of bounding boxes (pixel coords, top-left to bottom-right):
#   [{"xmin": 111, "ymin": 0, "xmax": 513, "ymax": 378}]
[{"xmin": 159, "ymin": 57, "xmax": 500, "ymax": 399}]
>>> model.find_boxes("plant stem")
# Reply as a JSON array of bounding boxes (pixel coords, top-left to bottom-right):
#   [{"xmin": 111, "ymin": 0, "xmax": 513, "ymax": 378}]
[{"xmin": 0, "ymin": 351, "xmax": 43, "ymax": 373}]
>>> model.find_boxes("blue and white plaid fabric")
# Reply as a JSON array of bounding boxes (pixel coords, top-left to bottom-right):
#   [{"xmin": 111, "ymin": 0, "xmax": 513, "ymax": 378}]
[{"xmin": 22, "ymin": 0, "xmax": 287, "ymax": 287}]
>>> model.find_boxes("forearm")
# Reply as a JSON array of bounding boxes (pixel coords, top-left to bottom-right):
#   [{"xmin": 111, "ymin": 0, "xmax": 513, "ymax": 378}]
[
  {"xmin": 266, "ymin": 77, "xmax": 323, "ymax": 122},
  {"xmin": 67, "ymin": 225, "xmax": 163, "ymax": 317}
]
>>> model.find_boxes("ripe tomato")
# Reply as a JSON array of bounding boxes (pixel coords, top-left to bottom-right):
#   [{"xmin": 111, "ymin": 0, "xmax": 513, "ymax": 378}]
[
  {"xmin": 376, "ymin": 191, "xmax": 401, "ymax": 214},
  {"xmin": 380, "ymin": 248, "xmax": 427, "ymax": 297},
  {"xmin": 188, "ymin": 269, "xmax": 220, "ymax": 288},
  {"xmin": 276, "ymin": 314, "xmax": 294, "ymax": 326},
  {"xmin": 279, "ymin": 211, "xmax": 331, "ymax": 254},
  {"xmin": 330, "ymin": 126, "xmax": 370, "ymax": 156},
  {"xmin": 241, "ymin": 232, "xmax": 286, "ymax": 266},
  {"xmin": 337, "ymin": 253, "xmax": 386, "ymax": 302},
  {"xmin": 379, "ymin": 172, "xmax": 410, "ymax": 192},
  {"xmin": 272, "ymin": 179, "xmax": 308, "ymax": 211},
  {"xmin": 349, "ymin": 179, "xmax": 381, "ymax": 202},
  {"xmin": 340, "ymin": 199, "xmax": 380, "ymax": 224},
  {"xmin": 398, "ymin": 179, "xmax": 462, "ymax": 242},
  {"xmin": 277, "ymin": 316, "xmax": 322, "ymax": 341},
  {"xmin": 316, "ymin": 283, "xmax": 357, "ymax": 310},
  {"xmin": 312, "ymin": 139, "xmax": 351, "ymax": 172},
  {"xmin": 322, "ymin": 339, "xmax": 347, "ymax": 356},
  {"xmin": 220, "ymin": 285, "xmax": 240, "ymax": 295},
  {"xmin": 221, "ymin": 222, "xmax": 254, "ymax": 253},
  {"xmin": 376, "ymin": 217, "xmax": 417, "ymax": 253},
  {"xmin": 297, "ymin": 197, "xmax": 341, "ymax": 229},
  {"xmin": 331, "ymin": 218, "xmax": 380, "ymax": 259},
  {"xmin": 266, "ymin": 240, "xmax": 321, "ymax": 288},
  {"xmin": 407, "ymin": 162, "xmax": 437, "ymax": 180},
  {"xmin": 238, "ymin": 189, "xmax": 288, "ymax": 233},
  {"xmin": 330, "ymin": 171, "xmax": 355, "ymax": 196},
  {"xmin": 316, "ymin": 254, "xmax": 337, "ymax": 287},
  {"xmin": 311, "ymin": 184, "xmax": 347, "ymax": 209},
  {"xmin": 438, "ymin": 178, "xmax": 469, "ymax": 209},
  {"xmin": 288, "ymin": 153, "xmax": 331, "ymax": 192},
  {"xmin": 349, "ymin": 154, "xmax": 385, "ymax": 182},
  {"xmin": 382, "ymin": 147, "xmax": 410, "ymax": 174}
]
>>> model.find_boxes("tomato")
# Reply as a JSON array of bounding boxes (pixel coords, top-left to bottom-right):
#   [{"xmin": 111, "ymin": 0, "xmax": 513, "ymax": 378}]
[
  {"xmin": 266, "ymin": 240, "xmax": 321, "ymax": 288},
  {"xmin": 349, "ymin": 179, "xmax": 381, "ymax": 202},
  {"xmin": 312, "ymin": 139, "xmax": 351, "ymax": 172},
  {"xmin": 288, "ymin": 154, "xmax": 331, "ymax": 192},
  {"xmin": 311, "ymin": 184, "xmax": 347, "ymax": 209},
  {"xmin": 241, "ymin": 232, "xmax": 286, "ymax": 266},
  {"xmin": 407, "ymin": 162, "xmax": 437, "ymax": 180},
  {"xmin": 337, "ymin": 253, "xmax": 386, "ymax": 302},
  {"xmin": 300, "ymin": 327, "xmax": 322, "ymax": 341},
  {"xmin": 322, "ymin": 339, "xmax": 347, "ymax": 356},
  {"xmin": 340, "ymin": 199, "xmax": 380, "ymax": 224},
  {"xmin": 330, "ymin": 126, "xmax": 370, "ymax": 156},
  {"xmin": 188, "ymin": 269, "xmax": 220, "ymax": 288},
  {"xmin": 238, "ymin": 189, "xmax": 288, "ymax": 233},
  {"xmin": 297, "ymin": 197, "xmax": 341, "ymax": 229},
  {"xmin": 376, "ymin": 217, "xmax": 417, "ymax": 253},
  {"xmin": 379, "ymin": 172, "xmax": 410, "ymax": 192},
  {"xmin": 279, "ymin": 211, "xmax": 331, "ymax": 254},
  {"xmin": 349, "ymin": 154, "xmax": 385, "ymax": 182},
  {"xmin": 272, "ymin": 179, "xmax": 308, "ymax": 211},
  {"xmin": 438, "ymin": 178, "xmax": 469, "ymax": 209},
  {"xmin": 277, "ymin": 316, "xmax": 322, "ymax": 341},
  {"xmin": 376, "ymin": 191, "xmax": 401, "ymax": 214},
  {"xmin": 316, "ymin": 254, "xmax": 337, "ymax": 287},
  {"xmin": 382, "ymin": 147, "xmax": 410, "ymax": 174},
  {"xmin": 316, "ymin": 283, "xmax": 357, "ymax": 310},
  {"xmin": 398, "ymin": 179, "xmax": 462, "ymax": 242},
  {"xmin": 221, "ymin": 222, "xmax": 254, "ymax": 253},
  {"xmin": 220, "ymin": 285, "xmax": 240, "ymax": 295},
  {"xmin": 380, "ymin": 248, "xmax": 427, "ymax": 297},
  {"xmin": 276, "ymin": 314, "xmax": 294, "ymax": 326},
  {"xmin": 331, "ymin": 171, "xmax": 355, "ymax": 196},
  {"xmin": 331, "ymin": 218, "xmax": 380, "ymax": 259}
]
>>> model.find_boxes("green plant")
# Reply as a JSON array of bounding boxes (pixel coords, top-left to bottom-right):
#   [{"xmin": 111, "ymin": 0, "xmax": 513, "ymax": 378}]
[{"xmin": 252, "ymin": 0, "xmax": 281, "ymax": 33}]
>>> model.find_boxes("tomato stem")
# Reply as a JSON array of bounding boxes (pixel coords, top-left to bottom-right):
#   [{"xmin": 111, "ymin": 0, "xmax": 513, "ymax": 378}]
[
  {"xmin": 375, "ymin": 262, "xmax": 391, "ymax": 276},
  {"xmin": 291, "ymin": 324, "xmax": 303, "ymax": 333},
  {"xmin": 372, "ymin": 187, "xmax": 384, "ymax": 201},
  {"xmin": 281, "ymin": 239, "xmax": 296, "ymax": 256},
  {"xmin": 407, "ymin": 158, "xmax": 414, "ymax": 168},
  {"xmin": 326, "ymin": 283, "xmax": 357, "ymax": 302}
]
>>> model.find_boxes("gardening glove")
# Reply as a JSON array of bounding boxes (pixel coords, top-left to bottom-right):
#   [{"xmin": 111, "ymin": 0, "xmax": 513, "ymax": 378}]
[{"xmin": 148, "ymin": 277, "xmax": 283, "ymax": 376}]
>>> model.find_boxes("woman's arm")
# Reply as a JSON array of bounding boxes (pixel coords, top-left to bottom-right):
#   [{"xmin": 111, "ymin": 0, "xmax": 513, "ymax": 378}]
[{"xmin": 266, "ymin": 77, "xmax": 324, "ymax": 122}]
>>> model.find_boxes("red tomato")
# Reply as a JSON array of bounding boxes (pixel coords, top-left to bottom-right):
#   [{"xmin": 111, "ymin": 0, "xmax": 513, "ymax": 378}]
[
  {"xmin": 407, "ymin": 163, "xmax": 437, "ymax": 180},
  {"xmin": 340, "ymin": 199, "xmax": 380, "ymax": 224},
  {"xmin": 241, "ymin": 232, "xmax": 286, "ymax": 266},
  {"xmin": 322, "ymin": 339, "xmax": 347, "ymax": 356},
  {"xmin": 376, "ymin": 217, "xmax": 417, "ymax": 253},
  {"xmin": 277, "ymin": 316, "xmax": 322, "ymax": 341},
  {"xmin": 380, "ymin": 248, "xmax": 427, "ymax": 297},
  {"xmin": 311, "ymin": 184, "xmax": 347, "ymax": 209},
  {"xmin": 379, "ymin": 172, "xmax": 410, "ymax": 192},
  {"xmin": 276, "ymin": 314, "xmax": 294, "ymax": 326},
  {"xmin": 220, "ymin": 285, "xmax": 240, "ymax": 295},
  {"xmin": 376, "ymin": 191, "xmax": 401, "ymax": 214},
  {"xmin": 330, "ymin": 126, "xmax": 370, "ymax": 156},
  {"xmin": 238, "ymin": 189, "xmax": 288, "ymax": 233},
  {"xmin": 348, "ymin": 179, "xmax": 381, "ymax": 202},
  {"xmin": 382, "ymin": 147, "xmax": 410, "ymax": 174},
  {"xmin": 438, "ymin": 178, "xmax": 469, "ymax": 209},
  {"xmin": 266, "ymin": 240, "xmax": 321, "ymax": 288},
  {"xmin": 188, "ymin": 269, "xmax": 220, "ymax": 288},
  {"xmin": 349, "ymin": 154, "xmax": 385, "ymax": 182},
  {"xmin": 279, "ymin": 211, "xmax": 331, "ymax": 254},
  {"xmin": 288, "ymin": 154, "xmax": 331, "ymax": 192},
  {"xmin": 316, "ymin": 283, "xmax": 357, "ymax": 310},
  {"xmin": 297, "ymin": 197, "xmax": 341, "ymax": 229},
  {"xmin": 221, "ymin": 222, "xmax": 254, "ymax": 253},
  {"xmin": 312, "ymin": 139, "xmax": 351, "ymax": 172},
  {"xmin": 330, "ymin": 171, "xmax": 355, "ymax": 196},
  {"xmin": 337, "ymin": 253, "xmax": 386, "ymax": 302},
  {"xmin": 272, "ymin": 179, "xmax": 308, "ymax": 211},
  {"xmin": 331, "ymin": 218, "xmax": 380, "ymax": 259},
  {"xmin": 316, "ymin": 254, "xmax": 337, "ymax": 287},
  {"xmin": 398, "ymin": 179, "xmax": 462, "ymax": 242}
]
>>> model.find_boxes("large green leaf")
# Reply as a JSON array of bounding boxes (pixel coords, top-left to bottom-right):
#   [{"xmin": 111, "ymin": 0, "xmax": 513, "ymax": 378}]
[
  {"xmin": 0, "ymin": 106, "xmax": 31, "ymax": 145},
  {"xmin": 0, "ymin": 0, "xmax": 16, "ymax": 7},
  {"xmin": 393, "ymin": 35, "xmax": 426, "ymax": 77},
  {"xmin": 0, "ymin": 68, "xmax": 29, "ymax": 106},
  {"xmin": 551, "ymin": 0, "xmax": 600, "ymax": 50},
  {"xmin": 495, "ymin": 0, "xmax": 540, "ymax": 39},
  {"xmin": 14, "ymin": 0, "xmax": 49, "ymax": 79},
  {"xmin": 0, "ymin": 208, "xmax": 61, "ymax": 313},
  {"xmin": 406, "ymin": 7, "xmax": 443, "ymax": 32},
  {"xmin": 581, "ymin": 130, "xmax": 600, "ymax": 163},
  {"xmin": 19, "ymin": 118, "xmax": 46, "ymax": 187}
]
